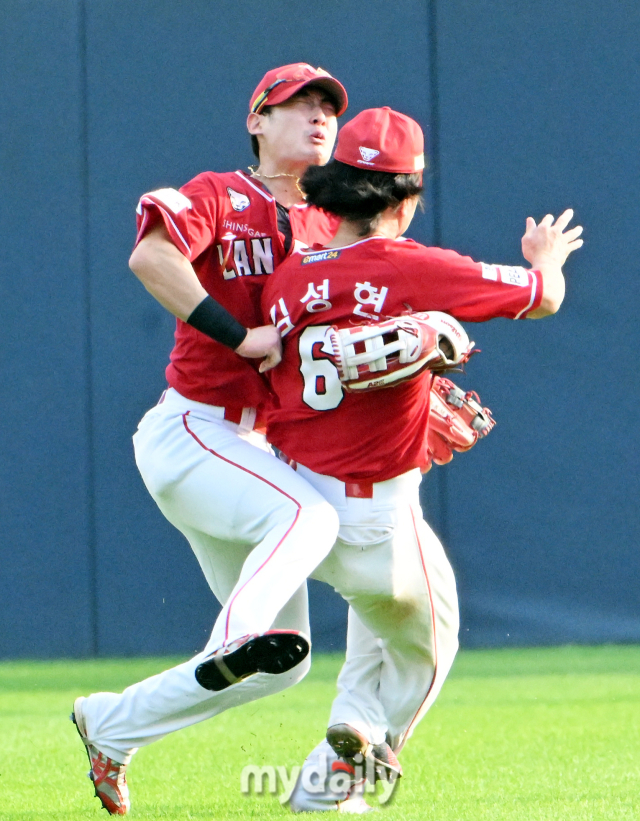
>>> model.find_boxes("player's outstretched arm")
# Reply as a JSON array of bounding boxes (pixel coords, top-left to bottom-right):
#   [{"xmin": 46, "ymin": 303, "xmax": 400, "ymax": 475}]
[{"xmin": 521, "ymin": 209, "xmax": 583, "ymax": 318}]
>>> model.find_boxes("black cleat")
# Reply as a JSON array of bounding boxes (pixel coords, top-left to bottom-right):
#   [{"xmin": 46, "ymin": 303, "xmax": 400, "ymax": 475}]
[{"xmin": 195, "ymin": 630, "xmax": 310, "ymax": 691}]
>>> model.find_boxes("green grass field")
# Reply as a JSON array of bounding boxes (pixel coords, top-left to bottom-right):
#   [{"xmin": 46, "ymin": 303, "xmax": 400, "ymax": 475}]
[{"xmin": 1, "ymin": 646, "xmax": 639, "ymax": 820}]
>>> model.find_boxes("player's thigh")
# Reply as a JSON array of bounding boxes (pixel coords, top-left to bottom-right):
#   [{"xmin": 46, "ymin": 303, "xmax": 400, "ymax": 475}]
[
  {"xmin": 315, "ymin": 501, "xmax": 451, "ymax": 639},
  {"xmin": 153, "ymin": 511, "xmax": 310, "ymax": 634},
  {"xmin": 312, "ymin": 495, "xmax": 398, "ymax": 598},
  {"xmin": 135, "ymin": 410, "xmax": 331, "ymax": 543},
  {"xmin": 173, "ymin": 517, "xmax": 311, "ymax": 636}
]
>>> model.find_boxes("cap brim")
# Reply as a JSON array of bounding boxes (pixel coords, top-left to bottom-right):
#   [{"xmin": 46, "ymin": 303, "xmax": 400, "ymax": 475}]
[{"xmin": 267, "ymin": 77, "xmax": 348, "ymax": 116}]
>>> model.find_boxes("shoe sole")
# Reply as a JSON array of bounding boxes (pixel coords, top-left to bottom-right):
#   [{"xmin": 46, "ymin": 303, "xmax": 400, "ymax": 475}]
[
  {"xmin": 195, "ymin": 631, "xmax": 310, "ymax": 691},
  {"xmin": 327, "ymin": 724, "xmax": 373, "ymax": 760},
  {"xmin": 327, "ymin": 725, "xmax": 402, "ymax": 782}
]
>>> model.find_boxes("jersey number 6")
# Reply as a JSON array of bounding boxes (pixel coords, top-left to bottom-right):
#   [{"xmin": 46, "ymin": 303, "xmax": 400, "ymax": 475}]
[{"xmin": 299, "ymin": 326, "xmax": 344, "ymax": 411}]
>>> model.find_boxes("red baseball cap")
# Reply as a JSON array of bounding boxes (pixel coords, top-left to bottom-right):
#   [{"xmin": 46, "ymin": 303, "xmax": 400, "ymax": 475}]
[
  {"xmin": 250, "ymin": 63, "xmax": 348, "ymax": 116},
  {"xmin": 334, "ymin": 107, "xmax": 425, "ymax": 174}
]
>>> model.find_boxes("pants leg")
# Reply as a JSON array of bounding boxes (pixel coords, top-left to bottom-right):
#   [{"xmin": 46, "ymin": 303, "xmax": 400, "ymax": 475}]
[
  {"xmin": 307, "ymin": 466, "xmax": 459, "ymax": 752},
  {"xmin": 325, "ymin": 608, "xmax": 387, "ymax": 746},
  {"xmin": 80, "ymin": 391, "xmax": 338, "ymax": 762},
  {"xmin": 378, "ymin": 506, "xmax": 459, "ymax": 751},
  {"xmin": 82, "ymin": 584, "xmax": 311, "ymax": 763},
  {"xmin": 134, "ymin": 394, "xmax": 339, "ymax": 648}
]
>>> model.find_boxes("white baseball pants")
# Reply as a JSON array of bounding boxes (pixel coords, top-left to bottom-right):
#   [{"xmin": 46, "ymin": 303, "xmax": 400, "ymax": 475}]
[
  {"xmin": 78, "ymin": 388, "xmax": 339, "ymax": 762},
  {"xmin": 299, "ymin": 464, "xmax": 460, "ymax": 752}
]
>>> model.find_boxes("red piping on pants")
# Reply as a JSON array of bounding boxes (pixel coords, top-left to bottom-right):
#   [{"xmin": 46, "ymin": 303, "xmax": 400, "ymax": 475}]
[
  {"xmin": 396, "ymin": 505, "xmax": 438, "ymax": 753},
  {"xmin": 182, "ymin": 412, "xmax": 302, "ymax": 642}
]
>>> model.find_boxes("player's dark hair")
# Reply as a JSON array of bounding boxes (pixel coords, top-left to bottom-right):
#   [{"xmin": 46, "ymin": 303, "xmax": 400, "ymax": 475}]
[{"xmin": 301, "ymin": 160, "xmax": 424, "ymax": 236}]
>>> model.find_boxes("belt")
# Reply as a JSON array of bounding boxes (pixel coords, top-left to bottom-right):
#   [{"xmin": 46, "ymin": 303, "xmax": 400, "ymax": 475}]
[
  {"xmin": 222, "ymin": 406, "xmax": 244, "ymax": 425},
  {"xmin": 157, "ymin": 390, "xmax": 255, "ymax": 430},
  {"xmin": 287, "ymin": 454, "xmax": 374, "ymax": 499},
  {"xmin": 344, "ymin": 482, "xmax": 374, "ymax": 499},
  {"xmin": 295, "ymin": 460, "xmax": 420, "ymax": 508}
]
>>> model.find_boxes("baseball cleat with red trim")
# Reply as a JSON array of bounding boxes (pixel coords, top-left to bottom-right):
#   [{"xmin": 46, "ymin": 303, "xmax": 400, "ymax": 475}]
[
  {"xmin": 326, "ymin": 724, "xmax": 403, "ymax": 783},
  {"xmin": 288, "ymin": 739, "xmax": 374, "ymax": 813},
  {"xmin": 194, "ymin": 630, "xmax": 310, "ymax": 691},
  {"xmin": 71, "ymin": 696, "xmax": 130, "ymax": 816}
]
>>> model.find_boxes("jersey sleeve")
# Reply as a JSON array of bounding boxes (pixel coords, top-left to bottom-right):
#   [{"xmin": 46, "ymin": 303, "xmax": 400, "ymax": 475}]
[
  {"xmin": 134, "ymin": 173, "xmax": 218, "ymax": 261},
  {"xmin": 395, "ymin": 244, "xmax": 543, "ymax": 321}
]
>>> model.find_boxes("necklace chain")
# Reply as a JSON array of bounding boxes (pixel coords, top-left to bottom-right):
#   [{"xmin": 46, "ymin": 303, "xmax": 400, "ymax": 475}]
[
  {"xmin": 248, "ymin": 166, "xmax": 304, "ymax": 198},
  {"xmin": 248, "ymin": 165, "xmax": 296, "ymax": 180}
]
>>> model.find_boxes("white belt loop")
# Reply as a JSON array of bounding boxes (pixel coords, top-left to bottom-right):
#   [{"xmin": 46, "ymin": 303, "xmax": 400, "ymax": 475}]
[
  {"xmin": 238, "ymin": 408, "xmax": 257, "ymax": 435},
  {"xmin": 159, "ymin": 388, "xmax": 256, "ymax": 432}
]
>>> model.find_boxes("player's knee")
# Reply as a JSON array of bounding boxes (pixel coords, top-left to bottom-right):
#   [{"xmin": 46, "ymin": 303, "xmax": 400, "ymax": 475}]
[
  {"xmin": 345, "ymin": 591, "xmax": 434, "ymax": 643},
  {"xmin": 293, "ymin": 499, "xmax": 339, "ymax": 551},
  {"xmin": 379, "ymin": 593, "xmax": 424, "ymax": 625}
]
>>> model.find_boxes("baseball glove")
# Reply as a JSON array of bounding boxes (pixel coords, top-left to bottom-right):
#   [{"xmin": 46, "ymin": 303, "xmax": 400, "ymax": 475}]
[
  {"xmin": 323, "ymin": 311, "xmax": 475, "ymax": 392},
  {"xmin": 427, "ymin": 375, "xmax": 496, "ymax": 466}
]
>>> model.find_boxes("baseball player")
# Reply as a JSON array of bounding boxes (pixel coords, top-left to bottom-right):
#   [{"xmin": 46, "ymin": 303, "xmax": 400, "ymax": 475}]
[
  {"xmin": 71, "ymin": 64, "xmax": 352, "ymax": 816},
  {"xmin": 261, "ymin": 107, "xmax": 583, "ymax": 812}
]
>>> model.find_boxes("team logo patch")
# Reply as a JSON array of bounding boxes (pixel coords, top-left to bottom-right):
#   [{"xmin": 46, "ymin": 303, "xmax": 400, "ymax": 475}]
[
  {"xmin": 301, "ymin": 250, "xmax": 341, "ymax": 264},
  {"xmin": 359, "ymin": 146, "xmax": 380, "ymax": 164},
  {"xmin": 227, "ymin": 188, "xmax": 250, "ymax": 212}
]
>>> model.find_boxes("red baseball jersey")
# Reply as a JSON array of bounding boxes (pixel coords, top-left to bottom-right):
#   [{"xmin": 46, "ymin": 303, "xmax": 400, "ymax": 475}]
[
  {"xmin": 135, "ymin": 170, "xmax": 339, "ymax": 410},
  {"xmin": 262, "ymin": 235, "xmax": 543, "ymax": 483}
]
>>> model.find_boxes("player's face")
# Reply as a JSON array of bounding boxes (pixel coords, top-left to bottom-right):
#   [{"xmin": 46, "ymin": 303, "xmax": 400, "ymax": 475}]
[{"xmin": 254, "ymin": 89, "xmax": 338, "ymax": 170}]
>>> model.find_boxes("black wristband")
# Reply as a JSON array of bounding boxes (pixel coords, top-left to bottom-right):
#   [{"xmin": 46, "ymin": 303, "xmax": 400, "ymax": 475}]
[{"xmin": 186, "ymin": 296, "xmax": 248, "ymax": 350}]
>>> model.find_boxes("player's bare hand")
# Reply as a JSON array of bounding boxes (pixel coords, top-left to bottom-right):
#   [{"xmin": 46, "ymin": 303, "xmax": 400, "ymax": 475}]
[
  {"xmin": 235, "ymin": 325, "xmax": 282, "ymax": 372},
  {"xmin": 521, "ymin": 209, "xmax": 584, "ymax": 269}
]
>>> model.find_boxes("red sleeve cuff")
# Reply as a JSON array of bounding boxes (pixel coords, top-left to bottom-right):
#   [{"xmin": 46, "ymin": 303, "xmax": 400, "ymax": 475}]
[
  {"xmin": 514, "ymin": 268, "xmax": 543, "ymax": 319},
  {"xmin": 134, "ymin": 194, "xmax": 192, "ymax": 258}
]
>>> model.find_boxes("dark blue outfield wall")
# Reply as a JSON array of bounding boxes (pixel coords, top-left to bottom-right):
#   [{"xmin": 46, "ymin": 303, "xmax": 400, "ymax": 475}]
[{"xmin": 1, "ymin": 1, "xmax": 639, "ymax": 658}]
